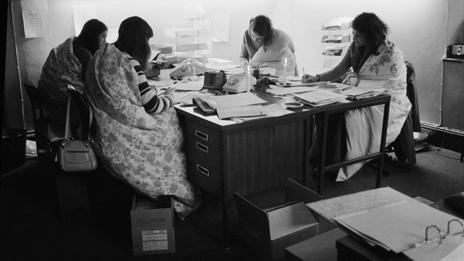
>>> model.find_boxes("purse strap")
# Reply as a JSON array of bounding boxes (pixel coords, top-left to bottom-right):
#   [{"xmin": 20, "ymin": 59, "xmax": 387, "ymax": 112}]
[
  {"xmin": 64, "ymin": 84, "xmax": 94, "ymax": 141},
  {"xmin": 64, "ymin": 92, "xmax": 71, "ymax": 139}
]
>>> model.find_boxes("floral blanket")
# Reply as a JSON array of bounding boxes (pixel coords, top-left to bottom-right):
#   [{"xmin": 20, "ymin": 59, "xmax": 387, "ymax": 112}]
[
  {"xmin": 38, "ymin": 37, "xmax": 84, "ymax": 127},
  {"xmin": 337, "ymin": 41, "xmax": 412, "ymax": 181},
  {"xmin": 85, "ymin": 44, "xmax": 200, "ymax": 217}
]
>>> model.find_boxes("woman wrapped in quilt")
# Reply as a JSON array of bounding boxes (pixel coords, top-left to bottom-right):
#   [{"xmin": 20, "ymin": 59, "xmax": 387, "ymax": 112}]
[{"xmin": 84, "ymin": 16, "xmax": 201, "ymax": 217}]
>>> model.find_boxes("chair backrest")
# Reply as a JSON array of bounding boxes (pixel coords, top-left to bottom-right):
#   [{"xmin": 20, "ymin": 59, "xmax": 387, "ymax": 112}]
[
  {"xmin": 405, "ymin": 61, "xmax": 421, "ymax": 132},
  {"xmin": 24, "ymin": 84, "xmax": 46, "ymax": 125},
  {"xmin": 67, "ymin": 85, "xmax": 94, "ymax": 140}
]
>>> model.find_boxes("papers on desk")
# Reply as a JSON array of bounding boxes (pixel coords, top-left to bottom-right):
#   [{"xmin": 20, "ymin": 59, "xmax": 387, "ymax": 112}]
[
  {"xmin": 207, "ymin": 92, "xmax": 267, "ymax": 108},
  {"xmin": 293, "ymin": 89, "xmax": 346, "ymax": 106},
  {"xmin": 173, "ymin": 78, "xmax": 204, "ymax": 91},
  {"xmin": 216, "ymin": 105, "xmax": 265, "ymax": 120},
  {"xmin": 266, "ymin": 86, "xmax": 318, "ymax": 96},
  {"xmin": 341, "ymin": 87, "xmax": 386, "ymax": 100}
]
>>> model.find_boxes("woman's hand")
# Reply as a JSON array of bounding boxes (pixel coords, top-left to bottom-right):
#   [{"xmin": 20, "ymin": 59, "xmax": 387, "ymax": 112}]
[{"xmin": 301, "ymin": 74, "xmax": 320, "ymax": 83}]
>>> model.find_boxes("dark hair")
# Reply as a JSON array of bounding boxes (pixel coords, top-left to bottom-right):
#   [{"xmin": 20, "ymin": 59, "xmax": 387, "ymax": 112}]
[
  {"xmin": 115, "ymin": 16, "xmax": 153, "ymax": 68},
  {"xmin": 75, "ymin": 19, "xmax": 107, "ymax": 55},
  {"xmin": 351, "ymin": 12, "xmax": 389, "ymax": 51},
  {"xmin": 250, "ymin": 15, "xmax": 274, "ymax": 46}
]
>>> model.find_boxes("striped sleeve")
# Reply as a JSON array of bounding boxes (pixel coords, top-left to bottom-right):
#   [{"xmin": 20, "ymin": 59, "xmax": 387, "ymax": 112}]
[{"xmin": 128, "ymin": 57, "xmax": 173, "ymax": 114}]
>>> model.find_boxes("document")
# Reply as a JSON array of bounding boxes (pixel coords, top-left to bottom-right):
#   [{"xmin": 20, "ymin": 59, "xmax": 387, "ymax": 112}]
[
  {"xmin": 208, "ymin": 92, "xmax": 267, "ymax": 108},
  {"xmin": 216, "ymin": 105, "xmax": 265, "ymax": 120},
  {"xmin": 266, "ymin": 86, "xmax": 317, "ymax": 96},
  {"xmin": 293, "ymin": 89, "xmax": 346, "ymax": 106}
]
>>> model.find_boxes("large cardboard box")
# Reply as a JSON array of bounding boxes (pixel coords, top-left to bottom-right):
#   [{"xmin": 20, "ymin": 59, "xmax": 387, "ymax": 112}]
[
  {"xmin": 234, "ymin": 179, "xmax": 321, "ymax": 261},
  {"xmin": 131, "ymin": 194, "xmax": 175, "ymax": 255}
]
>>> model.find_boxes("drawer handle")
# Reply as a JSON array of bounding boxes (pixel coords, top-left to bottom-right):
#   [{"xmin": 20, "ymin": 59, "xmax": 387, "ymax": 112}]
[
  {"xmin": 196, "ymin": 142, "xmax": 209, "ymax": 153},
  {"xmin": 196, "ymin": 164, "xmax": 210, "ymax": 176},
  {"xmin": 195, "ymin": 129, "xmax": 208, "ymax": 141}
]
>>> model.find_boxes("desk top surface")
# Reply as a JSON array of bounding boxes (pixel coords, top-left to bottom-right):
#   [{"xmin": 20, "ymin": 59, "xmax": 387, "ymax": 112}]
[{"xmin": 155, "ymin": 67, "xmax": 390, "ymax": 131}]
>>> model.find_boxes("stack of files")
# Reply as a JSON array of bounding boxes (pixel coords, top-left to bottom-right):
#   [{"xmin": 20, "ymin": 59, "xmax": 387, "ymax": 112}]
[
  {"xmin": 341, "ymin": 87, "xmax": 385, "ymax": 100},
  {"xmin": 266, "ymin": 87, "xmax": 318, "ymax": 96},
  {"xmin": 333, "ymin": 199, "xmax": 464, "ymax": 260},
  {"xmin": 216, "ymin": 105, "xmax": 265, "ymax": 120},
  {"xmin": 293, "ymin": 89, "xmax": 346, "ymax": 107}
]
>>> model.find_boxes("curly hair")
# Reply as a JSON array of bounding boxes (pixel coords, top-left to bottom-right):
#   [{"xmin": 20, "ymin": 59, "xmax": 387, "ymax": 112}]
[
  {"xmin": 76, "ymin": 19, "xmax": 107, "ymax": 55},
  {"xmin": 115, "ymin": 16, "xmax": 153, "ymax": 69},
  {"xmin": 351, "ymin": 12, "xmax": 389, "ymax": 51},
  {"xmin": 250, "ymin": 15, "xmax": 274, "ymax": 46}
]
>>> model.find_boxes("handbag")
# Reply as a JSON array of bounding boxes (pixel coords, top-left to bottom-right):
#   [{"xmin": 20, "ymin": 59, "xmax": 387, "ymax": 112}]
[{"xmin": 59, "ymin": 88, "xmax": 98, "ymax": 172}]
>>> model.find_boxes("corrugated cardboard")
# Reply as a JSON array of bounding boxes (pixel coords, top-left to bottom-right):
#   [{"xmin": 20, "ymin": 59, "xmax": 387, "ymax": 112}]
[
  {"xmin": 235, "ymin": 179, "xmax": 321, "ymax": 261},
  {"xmin": 131, "ymin": 194, "xmax": 175, "ymax": 255}
]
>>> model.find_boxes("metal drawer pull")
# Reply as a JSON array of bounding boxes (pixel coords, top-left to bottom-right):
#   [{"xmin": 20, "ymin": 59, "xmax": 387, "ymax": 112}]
[
  {"xmin": 195, "ymin": 129, "xmax": 208, "ymax": 141},
  {"xmin": 196, "ymin": 164, "xmax": 210, "ymax": 176},
  {"xmin": 196, "ymin": 142, "xmax": 209, "ymax": 153}
]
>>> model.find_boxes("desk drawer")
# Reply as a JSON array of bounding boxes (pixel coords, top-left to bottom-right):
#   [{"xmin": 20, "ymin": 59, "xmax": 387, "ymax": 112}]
[
  {"xmin": 185, "ymin": 122, "xmax": 221, "ymax": 148},
  {"xmin": 187, "ymin": 153, "xmax": 222, "ymax": 197}
]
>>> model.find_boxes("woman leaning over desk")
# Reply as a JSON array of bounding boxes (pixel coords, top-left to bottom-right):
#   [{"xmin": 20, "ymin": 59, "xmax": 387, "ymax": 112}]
[
  {"xmin": 84, "ymin": 16, "xmax": 200, "ymax": 217},
  {"xmin": 240, "ymin": 15, "xmax": 297, "ymax": 75},
  {"xmin": 39, "ymin": 19, "xmax": 107, "ymax": 132},
  {"xmin": 302, "ymin": 12, "xmax": 411, "ymax": 181}
]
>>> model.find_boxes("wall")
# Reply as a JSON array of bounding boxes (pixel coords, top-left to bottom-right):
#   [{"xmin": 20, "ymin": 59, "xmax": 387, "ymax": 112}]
[{"xmin": 3, "ymin": 0, "xmax": 455, "ymax": 129}]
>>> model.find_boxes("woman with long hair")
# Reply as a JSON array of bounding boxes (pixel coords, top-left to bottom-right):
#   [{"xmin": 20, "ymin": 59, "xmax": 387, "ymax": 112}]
[
  {"xmin": 302, "ymin": 12, "xmax": 411, "ymax": 181},
  {"xmin": 85, "ymin": 16, "xmax": 200, "ymax": 217},
  {"xmin": 38, "ymin": 19, "xmax": 107, "ymax": 134}
]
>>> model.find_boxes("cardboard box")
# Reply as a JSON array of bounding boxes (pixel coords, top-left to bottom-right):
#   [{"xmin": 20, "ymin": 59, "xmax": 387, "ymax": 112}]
[
  {"xmin": 131, "ymin": 194, "xmax": 175, "ymax": 255},
  {"xmin": 234, "ymin": 179, "xmax": 321, "ymax": 261}
]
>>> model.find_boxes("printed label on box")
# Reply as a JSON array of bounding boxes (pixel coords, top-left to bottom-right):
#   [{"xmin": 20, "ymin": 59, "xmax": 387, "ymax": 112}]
[{"xmin": 141, "ymin": 230, "xmax": 169, "ymax": 251}]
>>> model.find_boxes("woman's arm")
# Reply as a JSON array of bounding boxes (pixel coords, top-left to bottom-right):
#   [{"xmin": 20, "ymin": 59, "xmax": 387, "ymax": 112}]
[
  {"xmin": 240, "ymin": 30, "xmax": 251, "ymax": 61},
  {"xmin": 318, "ymin": 49, "xmax": 352, "ymax": 81},
  {"xmin": 129, "ymin": 58, "xmax": 173, "ymax": 114}
]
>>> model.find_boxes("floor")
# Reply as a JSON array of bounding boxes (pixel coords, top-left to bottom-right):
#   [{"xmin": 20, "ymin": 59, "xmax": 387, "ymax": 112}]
[{"xmin": 1, "ymin": 145, "xmax": 463, "ymax": 261}]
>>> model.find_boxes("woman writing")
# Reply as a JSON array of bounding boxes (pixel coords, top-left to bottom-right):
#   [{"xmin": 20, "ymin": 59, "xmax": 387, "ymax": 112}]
[
  {"xmin": 84, "ymin": 16, "xmax": 200, "ymax": 217},
  {"xmin": 302, "ymin": 12, "xmax": 411, "ymax": 181},
  {"xmin": 240, "ymin": 15, "xmax": 297, "ymax": 75}
]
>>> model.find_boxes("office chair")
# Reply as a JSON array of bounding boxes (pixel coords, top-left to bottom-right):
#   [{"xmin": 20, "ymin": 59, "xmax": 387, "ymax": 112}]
[
  {"xmin": 388, "ymin": 61, "xmax": 420, "ymax": 168},
  {"xmin": 24, "ymin": 84, "xmax": 65, "ymax": 162}
]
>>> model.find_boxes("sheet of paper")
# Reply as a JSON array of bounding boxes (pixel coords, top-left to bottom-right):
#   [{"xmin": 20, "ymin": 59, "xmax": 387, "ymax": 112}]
[
  {"xmin": 263, "ymin": 104, "xmax": 293, "ymax": 117},
  {"xmin": 208, "ymin": 93, "xmax": 267, "ymax": 108},
  {"xmin": 21, "ymin": 0, "xmax": 48, "ymax": 38},
  {"xmin": 307, "ymin": 187, "xmax": 411, "ymax": 222},
  {"xmin": 293, "ymin": 89, "xmax": 345, "ymax": 105},
  {"xmin": 267, "ymin": 86, "xmax": 317, "ymax": 96},
  {"xmin": 216, "ymin": 105, "xmax": 265, "ymax": 119},
  {"xmin": 335, "ymin": 200, "xmax": 462, "ymax": 253},
  {"xmin": 173, "ymin": 79, "xmax": 204, "ymax": 91}
]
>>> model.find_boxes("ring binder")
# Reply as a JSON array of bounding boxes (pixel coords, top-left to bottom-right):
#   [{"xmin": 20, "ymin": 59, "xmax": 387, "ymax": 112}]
[{"xmin": 415, "ymin": 219, "xmax": 464, "ymax": 248}]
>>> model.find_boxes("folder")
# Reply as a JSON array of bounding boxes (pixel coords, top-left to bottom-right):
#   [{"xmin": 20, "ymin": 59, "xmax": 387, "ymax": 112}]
[{"xmin": 333, "ymin": 199, "xmax": 464, "ymax": 259}]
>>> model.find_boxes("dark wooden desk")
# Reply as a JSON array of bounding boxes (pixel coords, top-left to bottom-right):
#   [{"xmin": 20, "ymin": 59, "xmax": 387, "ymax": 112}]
[{"xmin": 175, "ymin": 91, "xmax": 390, "ymax": 245}]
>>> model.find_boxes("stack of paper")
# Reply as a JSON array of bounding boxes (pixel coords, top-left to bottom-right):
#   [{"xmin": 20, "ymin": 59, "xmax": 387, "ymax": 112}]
[
  {"xmin": 266, "ymin": 87, "xmax": 317, "ymax": 96},
  {"xmin": 293, "ymin": 89, "xmax": 346, "ymax": 106},
  {"xmin": 216, "ymin": 105, "xmax": 265, "ymax": 120},
  {"xmin": 341, "ymin": 87, "xmax": 385, "ymax": 100}
]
